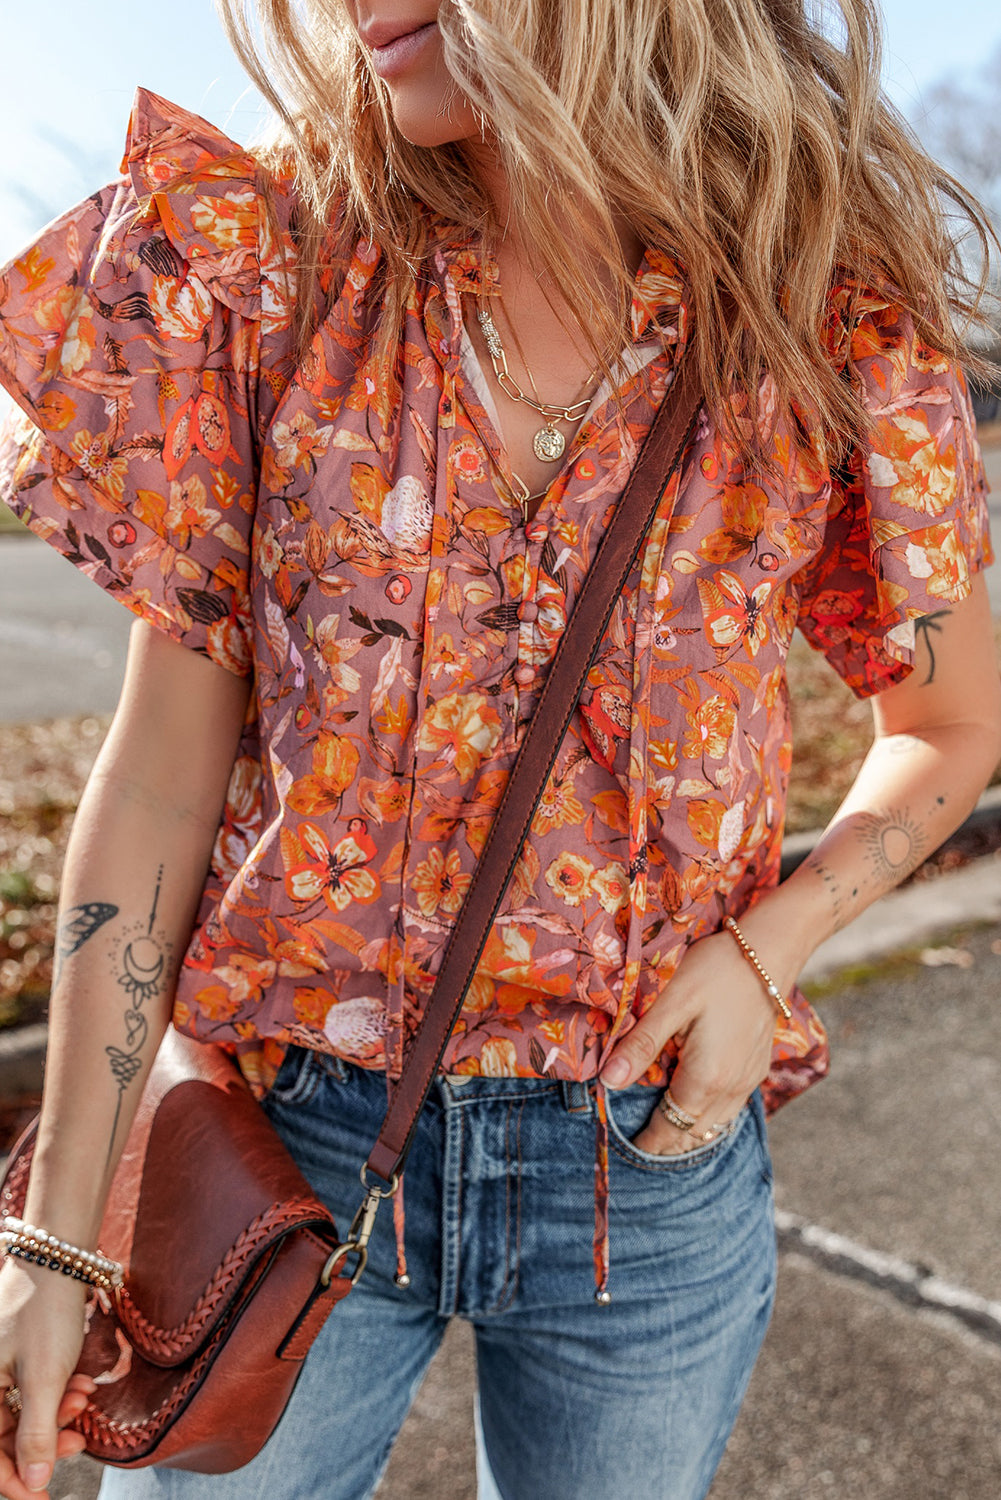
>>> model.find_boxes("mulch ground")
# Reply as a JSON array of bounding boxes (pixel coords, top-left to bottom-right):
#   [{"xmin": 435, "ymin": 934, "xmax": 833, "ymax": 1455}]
[{"xmin": 0, "ymin": 716, "xmax": 108, "ymax": 1030}]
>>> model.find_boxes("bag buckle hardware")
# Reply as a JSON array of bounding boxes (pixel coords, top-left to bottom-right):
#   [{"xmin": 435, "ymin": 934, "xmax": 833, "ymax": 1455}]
[{"xmin": 320, "ymin": 1166, "xmax": 400, "ymax": 1289}]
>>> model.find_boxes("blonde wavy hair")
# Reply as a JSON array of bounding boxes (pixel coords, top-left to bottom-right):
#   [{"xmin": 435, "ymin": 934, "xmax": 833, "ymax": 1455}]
[{"xmin": 219, "ymin": 0, "xmax": 995, "ymax": 449}]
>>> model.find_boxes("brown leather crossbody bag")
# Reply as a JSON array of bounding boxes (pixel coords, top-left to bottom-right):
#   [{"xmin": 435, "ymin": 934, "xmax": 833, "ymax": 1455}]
[{"xmin": 0, "ymin": 359, "xmax": 703, "ymax": 1473}]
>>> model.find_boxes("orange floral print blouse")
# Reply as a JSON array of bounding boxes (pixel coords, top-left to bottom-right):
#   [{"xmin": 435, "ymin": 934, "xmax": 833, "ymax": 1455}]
[{"xmin": 0, "ymin": 91, "xmax": 992, "ymax": 1115}]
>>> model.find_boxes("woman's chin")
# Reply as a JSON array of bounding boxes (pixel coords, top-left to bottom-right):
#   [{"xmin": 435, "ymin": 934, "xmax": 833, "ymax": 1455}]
[{"xmin": 384, "ymin": 83, "xmax": 481, "ymax": 149}]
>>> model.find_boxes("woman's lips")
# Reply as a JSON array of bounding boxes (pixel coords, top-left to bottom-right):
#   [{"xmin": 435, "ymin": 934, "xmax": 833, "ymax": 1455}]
[{"xmin": 369, "ymin": 22, "xmax": 438, "ymax": 80}]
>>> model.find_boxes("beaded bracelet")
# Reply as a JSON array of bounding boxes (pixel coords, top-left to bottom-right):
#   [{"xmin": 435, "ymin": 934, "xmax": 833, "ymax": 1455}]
[
  {"xmin": 722, "ymin": 916, "xmax": 794, "ymax": 1022},
  {"xmin": 3, "ymin": 1242, "xmax": 112, "ymax": 1290},
  {"xmin": 1, "ymin": 1233, "xmax": 114, "ymax": 1291},
  {"xmin": 0, "ymin": 1217, "xmax": 123, "ymax": 1289},
  {"xmin": 1, "ymin": 1219, "xmax": 123, "ymax": 1286},
  {"xmin": 1, "ymin": 1233, "xmax": 116, "ymax": 1291}
]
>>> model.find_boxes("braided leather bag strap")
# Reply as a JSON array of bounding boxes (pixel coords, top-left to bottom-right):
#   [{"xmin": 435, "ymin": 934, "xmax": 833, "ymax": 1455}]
[{"xmin": 366, "ymin": 356, "xmax": 705, "ymax": 1185}]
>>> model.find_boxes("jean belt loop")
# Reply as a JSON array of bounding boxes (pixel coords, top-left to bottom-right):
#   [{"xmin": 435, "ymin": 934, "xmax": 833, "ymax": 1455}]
[{"xmin": 560, "ymin": 1080, "xmax": 592, "ymax": 1115}]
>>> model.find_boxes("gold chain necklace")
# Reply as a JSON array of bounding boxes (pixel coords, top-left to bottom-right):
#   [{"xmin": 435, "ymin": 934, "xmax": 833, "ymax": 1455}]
[{"xmin": 475, "ymin": 304, "xmax": 594, "ymax": 464}]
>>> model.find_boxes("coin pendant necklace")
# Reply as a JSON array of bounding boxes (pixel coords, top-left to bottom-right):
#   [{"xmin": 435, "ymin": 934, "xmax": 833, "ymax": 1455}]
[
  {"xmin": 475, "ymin": 303, "xmax": 594, "ymax": 464},
  {"xmin": 532, "ymin": 421, "xmax": 567, "ymax": 463}
]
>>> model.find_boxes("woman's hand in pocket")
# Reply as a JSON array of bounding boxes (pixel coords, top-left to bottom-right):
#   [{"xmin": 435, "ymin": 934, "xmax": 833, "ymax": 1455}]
[{"xmin": 598, "ymin": 919, "xmax": 796, "ymax": 1155}]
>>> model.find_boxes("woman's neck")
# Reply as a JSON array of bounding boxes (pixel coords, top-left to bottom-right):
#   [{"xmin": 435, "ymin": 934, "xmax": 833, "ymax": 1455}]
[{"xmin": 463, "ymin": 140, "xmax": 645, "ymax": 285}]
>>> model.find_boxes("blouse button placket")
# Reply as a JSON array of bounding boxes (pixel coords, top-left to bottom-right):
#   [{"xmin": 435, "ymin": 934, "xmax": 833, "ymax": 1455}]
[{"xmin": 511, "ymin": 512, "xmax": 550, "ymax": 711}]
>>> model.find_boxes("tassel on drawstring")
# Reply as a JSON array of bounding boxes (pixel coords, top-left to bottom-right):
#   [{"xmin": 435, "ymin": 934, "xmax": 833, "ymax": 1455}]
[
  {"xmin": 393, "ymin": 1176, "xmax": 411, "ymax": 1288},
  {"xmin": 592, "ymin": 1079, "xmax": 612, "ymax": 1305},
  {"xmin": 583, "ymin": 516, "xmax": 659, "ymax": 1310},
  {"xmin": 380, "ymin": 1064, "xmax": 411, "ymax": 1290}
]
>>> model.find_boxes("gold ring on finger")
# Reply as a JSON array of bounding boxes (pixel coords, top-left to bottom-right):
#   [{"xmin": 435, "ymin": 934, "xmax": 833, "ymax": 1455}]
[
  {"xmin": 4, "ymin": 1385, "xmax": 22, "ymax": 1418},
  {"xmin": 658, "ymin": 1090, "xmax": 698, "ymax": 1132}
]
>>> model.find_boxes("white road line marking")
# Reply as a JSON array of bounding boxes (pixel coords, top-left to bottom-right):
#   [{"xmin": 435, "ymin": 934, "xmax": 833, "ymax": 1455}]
[{"xmin": 775, "ymin": 1209, "xmax": 1001, "ymax": 1344}]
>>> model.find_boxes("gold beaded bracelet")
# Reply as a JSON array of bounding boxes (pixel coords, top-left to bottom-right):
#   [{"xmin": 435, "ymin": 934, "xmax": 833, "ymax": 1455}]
[
  {"xmin": 0, "ymin": 1217, "xmax": 123, "ymax": 1289},
  {"xmin": 3, "ymin": 1241, "xmax": 112, "ymax": 1290},
  {"xmin": 722, "ymin": 916, "xmax": 793, "ymax": 1022},
  {"xmin": 1, "ymin": 1233, "xmax": 114, "ymax": 1290}
]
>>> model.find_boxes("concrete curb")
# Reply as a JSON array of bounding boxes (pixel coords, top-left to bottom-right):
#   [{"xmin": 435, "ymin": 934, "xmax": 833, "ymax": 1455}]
[{"xmin": 800, "ymin": 847, "xmax": 1001, "ymax": 983}]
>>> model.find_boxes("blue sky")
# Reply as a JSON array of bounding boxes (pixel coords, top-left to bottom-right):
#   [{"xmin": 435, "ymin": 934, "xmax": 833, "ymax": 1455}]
[{"xmin": 0, "ymin": 0, "xmax": 998, "ymax": 265}]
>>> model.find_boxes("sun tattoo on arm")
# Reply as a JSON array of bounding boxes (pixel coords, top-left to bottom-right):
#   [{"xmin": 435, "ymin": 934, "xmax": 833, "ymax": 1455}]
[
  {"xmin": 105, "ymin": 867, "xmax": 171, "ymax": 1168},
  {"xmin": 856, "ymin": 807, "xmax": 928, "ymax": 885}
]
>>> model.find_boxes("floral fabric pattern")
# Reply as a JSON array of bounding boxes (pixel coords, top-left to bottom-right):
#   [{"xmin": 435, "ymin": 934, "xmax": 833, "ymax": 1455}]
[{"xmin": 0, "ymin": 91, "xmax": 991, "ymax": 1112}]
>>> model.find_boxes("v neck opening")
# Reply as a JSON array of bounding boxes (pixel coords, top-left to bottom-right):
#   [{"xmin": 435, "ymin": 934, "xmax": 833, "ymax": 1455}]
[{"xmin": 457, "ymin": 321, "xmax": 660, "ymax": 525}]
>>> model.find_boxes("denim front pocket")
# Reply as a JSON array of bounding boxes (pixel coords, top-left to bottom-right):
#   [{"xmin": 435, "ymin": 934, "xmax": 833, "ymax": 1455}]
[{"xmin": 604, "ymin": 1085, "xmax": 749, "ymax": 1173}]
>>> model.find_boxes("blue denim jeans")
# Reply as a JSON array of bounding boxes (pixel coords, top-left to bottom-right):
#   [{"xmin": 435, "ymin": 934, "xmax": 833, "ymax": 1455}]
[{"xmin": 98, "ymin": 1050, "xmax": 776, "ymax": 1500}]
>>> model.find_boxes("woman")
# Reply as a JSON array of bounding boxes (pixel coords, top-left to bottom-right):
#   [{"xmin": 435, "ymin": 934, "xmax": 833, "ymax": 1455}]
[{"xmin": 0, "ymin": 1, "xmax": 998, "ymax": 1497}]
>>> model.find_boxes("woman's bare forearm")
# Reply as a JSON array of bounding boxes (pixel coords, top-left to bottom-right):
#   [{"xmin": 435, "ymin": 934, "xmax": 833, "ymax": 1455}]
[
  {"xmin": 755, "ymin": 719, "xmax": 1001, "ymax": 975},
  {"xmin": 745, "ymin": 579, "xmax": 1001, "ymax": 976},
  {"xmin": 21, "ymin": 623, "xmax": 249, "ymax": 1248},
  {"xmin": 24, "ymin": 770, "xmax": 219, "ymax": 1244}
]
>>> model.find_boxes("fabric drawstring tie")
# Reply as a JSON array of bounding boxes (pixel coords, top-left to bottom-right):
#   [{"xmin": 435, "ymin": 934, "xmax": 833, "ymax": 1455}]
[
  {"xmin": 385, "ymin": 1070, "xmax": 613, "ymax": 1303},
  {"xmin": 392, "ymin": 1178, "xmax": 410, "ymax": 1288},
  {"xmin": 592, "ymin": 1078, "xmax": 612, "ymax": 1305}
]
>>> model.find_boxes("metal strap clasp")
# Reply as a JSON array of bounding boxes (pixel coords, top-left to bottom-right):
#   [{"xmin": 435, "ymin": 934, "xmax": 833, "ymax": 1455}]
[{"xmin": 320, "ymin": 1165, "xmax": 400, "ymax": 1289}]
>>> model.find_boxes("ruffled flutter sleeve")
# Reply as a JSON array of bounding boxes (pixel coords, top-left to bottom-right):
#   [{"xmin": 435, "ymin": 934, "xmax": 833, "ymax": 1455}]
[
  {"xmin": 796, "ymin": 287, "xmax": 993, "ymax": 697},
  {"xmin": 0, "ymin": 88, "xmax": 295, "ymax": 675}
]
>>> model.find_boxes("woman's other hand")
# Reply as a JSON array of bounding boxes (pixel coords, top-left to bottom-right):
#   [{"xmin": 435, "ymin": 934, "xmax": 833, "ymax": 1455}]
[
  {"xmin": 0, "ymin": 1260, "xmax": 97, "ymax": 1499},
  {"xmin": 598, "ymin": 908, "xmax": 801, "ymax": 1154}
]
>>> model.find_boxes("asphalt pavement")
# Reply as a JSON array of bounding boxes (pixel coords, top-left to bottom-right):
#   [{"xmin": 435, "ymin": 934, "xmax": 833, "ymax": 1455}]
[
  {"xmin": 0, "ymin": 542, "xmax": 132, "ymax": 722},
  {"xmin": 1, "ymin": 436, "xmax": 1000, "ymax": 1498}
]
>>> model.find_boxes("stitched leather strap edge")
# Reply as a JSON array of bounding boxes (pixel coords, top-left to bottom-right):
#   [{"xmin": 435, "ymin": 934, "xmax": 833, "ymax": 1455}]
[{"xmin": 366, "ymin": 361, "xmax": 704, "ymax": 1184}]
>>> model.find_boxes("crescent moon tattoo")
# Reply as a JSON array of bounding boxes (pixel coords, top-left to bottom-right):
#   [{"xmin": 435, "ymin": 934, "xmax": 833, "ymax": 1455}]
[
  {"xmin": 118, "ymin": 938, "xmax": 166, "ymax": 1004},
  {"xmin": 106, "ymin": 867, "xmax": 169, "ymax": 1169}
]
